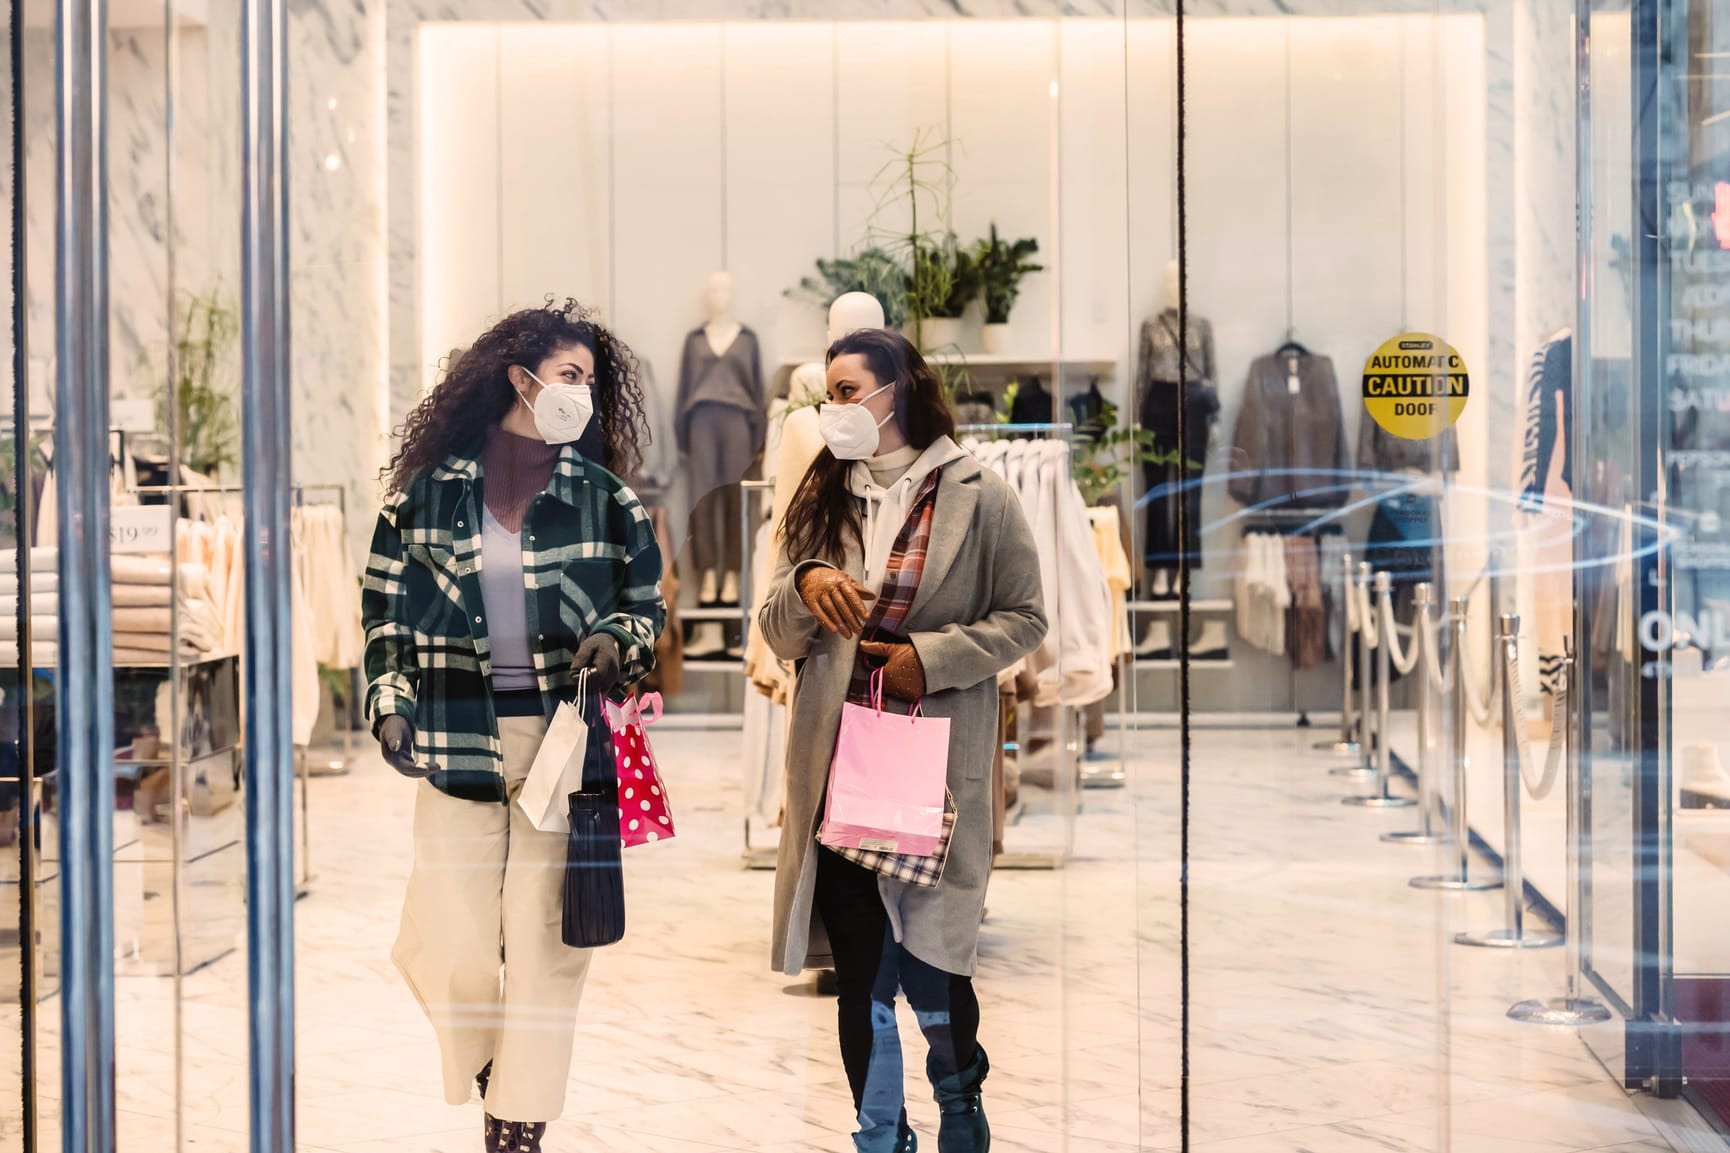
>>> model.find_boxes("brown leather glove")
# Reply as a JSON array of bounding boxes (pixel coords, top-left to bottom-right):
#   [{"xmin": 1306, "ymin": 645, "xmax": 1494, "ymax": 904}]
[
  {"xmin": 858, "ymin": 640, "xmax": 927, "ymax": 701},
  {"xmin": 796, "ymin": 566, "xmax": 877, "ymax": 639}
]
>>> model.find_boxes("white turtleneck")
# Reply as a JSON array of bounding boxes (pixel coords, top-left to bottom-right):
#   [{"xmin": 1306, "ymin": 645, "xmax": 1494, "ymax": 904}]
[{"xmin": 867, "ymin": 443, "xmax": 921, "ymax": 489}]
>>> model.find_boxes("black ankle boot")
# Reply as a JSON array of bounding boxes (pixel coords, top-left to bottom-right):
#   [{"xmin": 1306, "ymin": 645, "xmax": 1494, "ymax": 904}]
[
  {"xmin": 487, "ymin": 1118, "xmax": 546, "ymax": 1153},
  {"xmin": 930, "ymin": 1049, "xmax": 990, "ymax": 1153}
]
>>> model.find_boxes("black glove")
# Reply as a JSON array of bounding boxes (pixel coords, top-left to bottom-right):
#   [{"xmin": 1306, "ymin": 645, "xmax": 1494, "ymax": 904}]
[
  {"xmin": 377, "ymin": 716, "xmax": 421, "ymax": 776},
  {"xmin": 572, "ymin": 633, "xmax": 622, "ymax": 695}
]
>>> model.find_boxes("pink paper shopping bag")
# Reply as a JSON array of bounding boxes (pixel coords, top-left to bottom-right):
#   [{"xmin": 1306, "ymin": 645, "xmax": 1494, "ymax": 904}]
[
  {"xmin": 603, "ymin": 693, "xmax": 675, "ymax": 848},
  {"xmin": 819, "ymin": 670, "xmax": 951, "ymax": 857}
]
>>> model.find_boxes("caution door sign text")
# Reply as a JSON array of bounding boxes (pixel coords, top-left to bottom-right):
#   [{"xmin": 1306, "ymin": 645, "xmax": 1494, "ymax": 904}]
[{"xmin": 1362, "ymin": 333, "xmax": 1469, "ymax": 440}]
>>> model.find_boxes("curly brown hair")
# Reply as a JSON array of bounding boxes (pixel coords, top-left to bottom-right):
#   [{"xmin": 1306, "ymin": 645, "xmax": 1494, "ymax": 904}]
[{"xmin": 383, "ymin": 297, "xmax": 648, "ymax": 492}]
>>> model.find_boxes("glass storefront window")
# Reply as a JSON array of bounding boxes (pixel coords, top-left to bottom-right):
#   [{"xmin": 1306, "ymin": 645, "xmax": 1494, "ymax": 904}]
[{"xmin": 3, "ymin": 1, "xmax": 1730, "ymax": 1150}]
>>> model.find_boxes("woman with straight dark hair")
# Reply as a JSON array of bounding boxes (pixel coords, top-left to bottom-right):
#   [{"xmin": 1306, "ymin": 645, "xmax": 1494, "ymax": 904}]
[
  {"xmin": 760, "ymin": 328, "xmax": 1047, "ymax": 1152},
  {"xmin": 364, "ymin": 298, "xmax": 664, "ymax": 1153}
]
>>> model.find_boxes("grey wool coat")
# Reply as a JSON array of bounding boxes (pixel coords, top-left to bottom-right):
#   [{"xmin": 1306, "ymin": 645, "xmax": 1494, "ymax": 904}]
[{"xmin": 759, "ymin": 454, "xmax": 1048, "ymax": 977}]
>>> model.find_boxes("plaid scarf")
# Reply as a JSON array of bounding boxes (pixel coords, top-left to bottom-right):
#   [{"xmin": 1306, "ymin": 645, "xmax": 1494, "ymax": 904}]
[{"xmin": 847, "ymin": 470, "xmax": 941, "ymax": 704}]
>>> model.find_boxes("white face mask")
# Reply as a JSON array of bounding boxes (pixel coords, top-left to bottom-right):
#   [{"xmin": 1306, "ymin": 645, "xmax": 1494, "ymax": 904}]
[
  {"xmin": 818, "ymin": 382, "xmax": 896, "ymax": 460},
  {"xmin": 517, "ymin": 369, "xmax": 594, "ymax": 444}
]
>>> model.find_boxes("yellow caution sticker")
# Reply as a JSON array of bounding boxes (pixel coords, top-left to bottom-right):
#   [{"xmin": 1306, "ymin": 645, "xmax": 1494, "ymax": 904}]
[{"xmin": 1361, "ymin": 333, "xmax": 1469, "ymax": 440}]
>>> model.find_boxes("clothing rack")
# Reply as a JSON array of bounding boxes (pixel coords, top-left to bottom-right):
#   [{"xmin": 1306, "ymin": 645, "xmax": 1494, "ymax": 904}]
[
  {"xmin": 1237, "ymin": 510, "xmax": 1347, "ymax": 726},
  {"xmin": 125, "ymin": 479, "xmax": 357, "ymax": 883},
  {"xmin": 956, "ymin": 420, "xmax": 1076, "ymax": 438},
  {"xmin": 956, "ymin": 421, "xmax": 1079, "ymax": 868}
]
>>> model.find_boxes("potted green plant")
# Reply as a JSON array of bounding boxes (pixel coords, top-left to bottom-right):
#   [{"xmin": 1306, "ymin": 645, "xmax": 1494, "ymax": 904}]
[
  {"xmin": 787, "ymin": 246, "xmax": 909, "ymax": 331},
  {"xmin": 909, "ymin": 234, "xmax": 980, "ymax": 351},
  {"xmin": 147, "ymin": 288, "xmax": 240, "ymax": 479},
  {"xmin": 975, "ymin": 224, "xmax": 1043, "ymax": 354},
  {"xmin": 1071, "ymin": 397, "xmax": 1159, "ymax": 505}
]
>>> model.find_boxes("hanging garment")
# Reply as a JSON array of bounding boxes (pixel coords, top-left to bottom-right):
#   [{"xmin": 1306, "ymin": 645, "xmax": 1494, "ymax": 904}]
[
  {"xmin": 1087, "ymin": 505, "xmax": 1134, "ymax": 659},
  {"xmin": 1363, "ymin": 492, "xmax": 1442, "ymax": 684},
  {"xmin": 1285, "ymin": 535, "xmax": 1327, "ymax": 671},
  {"xmin": 1519, "ymin": 331, "xmax": 1575, "ymax": 696},
  {"xmin": 1227, "ymin": 350, "xmax": 1348, "ymax": 509},
  {"xmin": 1140, "ymin": 376, "xmax": 1220, "ymax": 575},
  {"xmin": 1357, "ymin": 407, "xmax": 1460, "ymax": 478},
  {"xmin": 643, "ymin": 505, "xmax": 684, "ymax": 697},
  {"xmin": 978, "ymin": 439, "xmax": 1114, "ymax": 708},
  {"xmin": 288, "ymin": 513, "xmax": 322, "ymax": 745},
  {"xmin": 1009, "ymin": 377, "xmax": 1053, "ymax": 428},
  {"xmin": 1320, "ymin": 532, "xmax": 1351, "ymax": 663},
  {"xmin": 1519, "ymin": 331, "xmax": 1573, "ymax": 507},
  {"xmin": 1069, "ymin": 380, "xmax": 1108, "ymax": 437},
  {"xmin": 295, "ymin": 505, "xmax": 364, "ymax": 669},
  {"xmin": 1234, "ymin": 532, "xmax": 1291, "ymax": 656},
  {"xmin": 1364, "ymin": 492, "xmax": 1442, "ymax": 616}
]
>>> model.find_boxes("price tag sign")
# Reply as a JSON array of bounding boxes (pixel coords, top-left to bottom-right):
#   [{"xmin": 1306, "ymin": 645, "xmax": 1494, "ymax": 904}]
[{"xmin": 111, "ymin": 505, "xmax": 172, "ymax": 555}]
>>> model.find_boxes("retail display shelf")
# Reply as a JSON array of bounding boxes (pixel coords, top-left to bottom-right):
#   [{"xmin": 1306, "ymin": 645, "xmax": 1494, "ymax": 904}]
[
  {"xmin": 1130, "ymin": 657, "xmax": 1234, "ymax": 670},
  {"xmin": 683, "ymin": 658, "xmax": 744, "ymax": 673},
  {"xmin": 1127, "ymin": 599, "xmax": 1232, "ymax": 613},
  {"xmin": 681, "ymin": 606, "xmax": 745, "ymax": 622}
]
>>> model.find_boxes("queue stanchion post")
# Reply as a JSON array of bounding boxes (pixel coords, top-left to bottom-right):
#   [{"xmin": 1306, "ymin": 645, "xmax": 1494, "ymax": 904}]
[
  {"xmin": 1455, "ymin": 613, "xmax": 1562, "ymax": 949},
  {"xmin": 1346, "ymin": 572, "xmax": 1417, "ymax": 809},
  {"xmin": 1509, "ymin": 640, "xmax": 1613, "ymax": 1022},
  {"xmin": 1332, "ymin": 562, "xmax": 1378, "ymax": 781},
  {"xmin": 1385, "ymin": 582, "xmax": 1447, "ymax": 842},
  {"xmin": 1411, "ymin": 596, "xmax": 1503, "ymax": 892},
  {"xmin": 1316, "ymin": 551, "xmax": 1362, "ymax": 757}
]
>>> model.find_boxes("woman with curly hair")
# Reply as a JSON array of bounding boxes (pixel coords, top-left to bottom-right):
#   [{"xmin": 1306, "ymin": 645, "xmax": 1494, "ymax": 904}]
[{"xmin": 363, "ymin": 299, "xmax": 665, "ymax": 1153}]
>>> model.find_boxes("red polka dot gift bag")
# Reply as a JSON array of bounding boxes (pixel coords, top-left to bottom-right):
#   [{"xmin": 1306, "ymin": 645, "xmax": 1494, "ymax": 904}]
[{"xmin": 602, "ymin": 692, "xmax": 675, "ymax": 848}]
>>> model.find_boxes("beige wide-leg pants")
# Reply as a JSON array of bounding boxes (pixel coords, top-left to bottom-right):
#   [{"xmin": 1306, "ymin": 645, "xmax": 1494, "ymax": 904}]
[{"xmin": 392, "ymin": 714, "xmax": 594, "ymax": 1123}]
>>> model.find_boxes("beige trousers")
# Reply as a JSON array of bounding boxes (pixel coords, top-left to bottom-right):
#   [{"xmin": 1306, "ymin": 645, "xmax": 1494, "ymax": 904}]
[{"xmin": 392, "ymin": 714, "xmax": 594, "ymax": 1123}]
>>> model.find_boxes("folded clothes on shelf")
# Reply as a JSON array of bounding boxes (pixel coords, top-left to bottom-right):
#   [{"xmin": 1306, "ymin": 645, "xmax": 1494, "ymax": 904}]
[
  {"xmin": 111, "ymin": 583, "xmax": 171, "ymax": 608},
  {"xmin": 0, "ymin": 642, "xmax": 58, "ymax": 667},
  {"xmin": 114, "ymin": 646, "xmax": 206, "ymax": 666},
  {"xmin": 0, "ymin": 593, "xmax": 60, "ymax": 618},
  {"xmin": 0, "ymin": 548, "xmax": 59, "ymax": 570},
  {"xmin": 112, "ymin": 555, "xmax": 174, "ymax": 586},
  {"xmin": 0, "ymin": 571, "xmax": 59, "ymax": 596},
  {"xmin": 0, "ymin": 616, "xmax": 56, "ymax": 642}
]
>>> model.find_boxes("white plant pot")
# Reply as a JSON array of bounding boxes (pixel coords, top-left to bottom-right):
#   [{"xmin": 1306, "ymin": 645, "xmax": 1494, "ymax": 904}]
[
  {"xmin": 981, "ymin": 323, "xmax": 1012, "ymax": 355},
  {"xmin": 917, "ymin": 316, "xmax": 966, "ymax": 352}
]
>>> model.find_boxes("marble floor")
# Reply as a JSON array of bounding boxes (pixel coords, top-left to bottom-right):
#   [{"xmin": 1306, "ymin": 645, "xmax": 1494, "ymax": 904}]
[{"xmin": 11, "ymin": 722, "xmax": 1725, "ymax": 1151}]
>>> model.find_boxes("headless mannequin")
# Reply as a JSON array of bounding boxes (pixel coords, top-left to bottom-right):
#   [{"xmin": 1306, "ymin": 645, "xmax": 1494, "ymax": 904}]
[{"xmin": 678, "ymin": 270, "xmax": 764, "ymax": 633}]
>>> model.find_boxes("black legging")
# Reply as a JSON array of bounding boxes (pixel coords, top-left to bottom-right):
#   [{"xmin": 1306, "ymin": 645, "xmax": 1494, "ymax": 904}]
[{"xmin": 815, "ymin": 847, "xmax": 981, "ymax": 1119}]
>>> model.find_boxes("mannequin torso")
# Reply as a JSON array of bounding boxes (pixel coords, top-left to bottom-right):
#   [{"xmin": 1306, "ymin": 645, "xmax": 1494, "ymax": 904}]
[{"xmin": 705, "ymin": 321, "xmax": 743, "ymax": 358}]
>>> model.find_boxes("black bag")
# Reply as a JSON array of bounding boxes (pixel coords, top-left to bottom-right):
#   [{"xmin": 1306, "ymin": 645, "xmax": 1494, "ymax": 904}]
[{"xmin": 561, "ymin": 696, "xmax": 625, "ymax": 948}]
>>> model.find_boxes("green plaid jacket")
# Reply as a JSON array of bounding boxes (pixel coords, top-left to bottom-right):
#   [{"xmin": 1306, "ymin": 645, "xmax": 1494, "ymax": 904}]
[{"xmin": 362, "ymin": 443, "xmax": 664, "ymax": 785}]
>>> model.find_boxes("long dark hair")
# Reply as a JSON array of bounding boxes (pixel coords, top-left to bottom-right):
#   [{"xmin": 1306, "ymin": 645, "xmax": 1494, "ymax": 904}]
[
  {"xmin": 782, "ymin": 328, "xmax": 956, "ymax": 564},
  {"xmin": 383, "ymin": 297, "xmax": 647, "ymax": 492}
]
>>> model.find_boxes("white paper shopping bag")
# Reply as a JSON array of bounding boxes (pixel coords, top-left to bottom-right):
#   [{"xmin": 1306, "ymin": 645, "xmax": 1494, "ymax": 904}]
[{"xmin": 518, "ymin": 675, "xmax": 592, "ymax": 833}]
